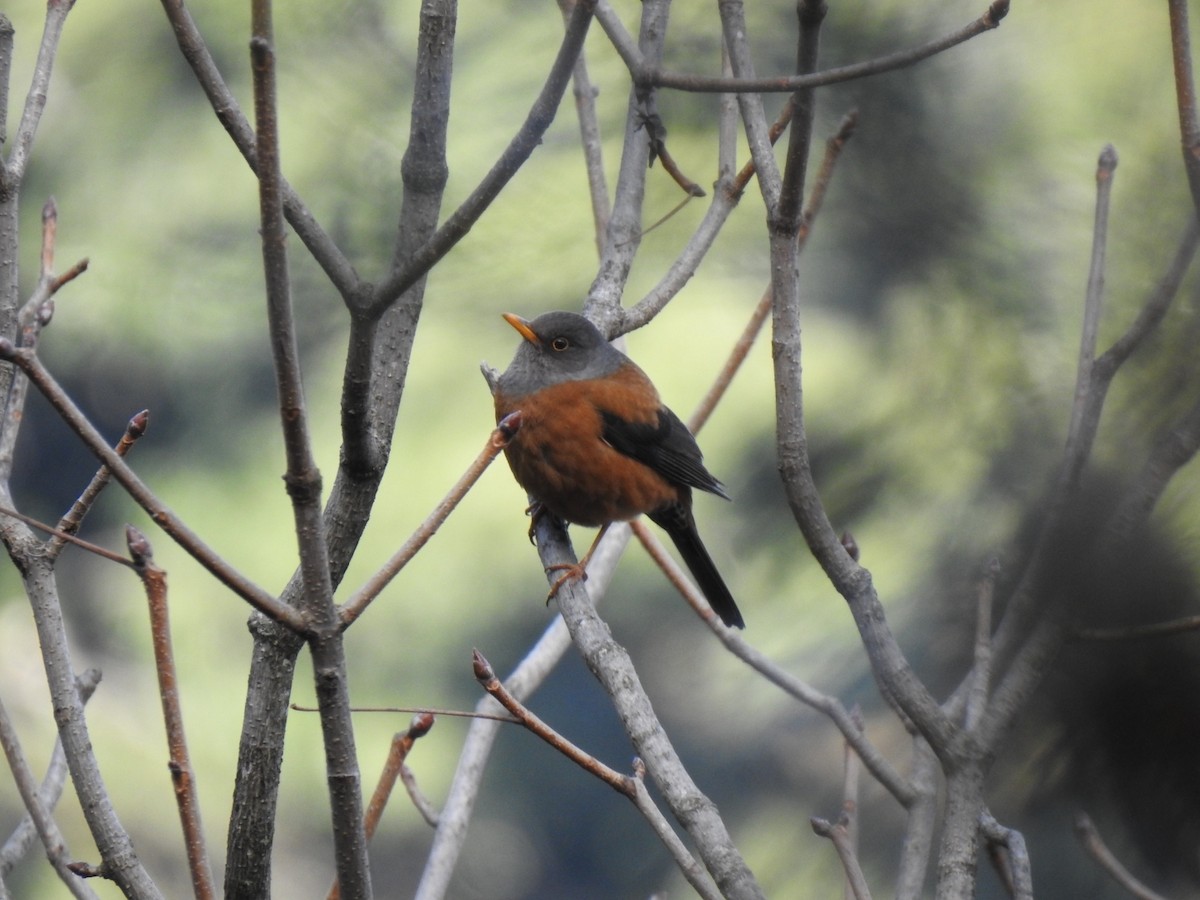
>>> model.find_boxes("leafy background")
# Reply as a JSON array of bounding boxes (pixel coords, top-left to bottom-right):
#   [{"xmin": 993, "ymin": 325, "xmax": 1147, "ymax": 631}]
[{"xmin": 1, "ymin": 0, "xmax": 1196, "ymax": 896}]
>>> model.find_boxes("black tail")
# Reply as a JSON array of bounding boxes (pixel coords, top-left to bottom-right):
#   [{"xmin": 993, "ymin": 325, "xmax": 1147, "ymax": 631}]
[{"xmin": 653, "ymin": 506, "xmax": 744, "ymax": 629}]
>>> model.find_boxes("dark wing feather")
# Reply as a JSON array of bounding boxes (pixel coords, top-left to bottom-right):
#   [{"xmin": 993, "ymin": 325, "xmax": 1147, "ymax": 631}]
[{"xmin": 600, "ymin": 407, "xmax": 730, "ymax": 500}]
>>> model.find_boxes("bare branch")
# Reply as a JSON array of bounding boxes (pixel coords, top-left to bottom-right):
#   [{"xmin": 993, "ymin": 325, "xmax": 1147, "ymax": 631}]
[
  {"xmin": 340, "ymin": 414, "xmax": 520, "ymax": 626},
  {"xmin": 2, "ymin": 0, "xmax": 76, "ymax": 187},
  {"xmin": 249, "ymin": 5, "xmax": 371, "ymax": 894},
  {"xmin": 558, "ymin": 0, "xmax": 611, "ymax": 254},
  {"xmin": 1062, "ymin": 145, "xmax": 1119, "ymax": 492},
  {"xmin": 156, "ymin": 0, "xmax": 359, "ymax": 295},
  {"xmin": 810, "ymin": 815, "xmax": 873, "ymax": 900},
  {"xmin": 964, "ymin": 559, "xmax": 1001, "ymax": 731},
  {"xmin": 473, "ymin": 651, "xmax": 722, "ymax": 900},
  {"xmin": 49, "ymin": 409, "xmax": 149, "ymax": 561},
  {"xmin": 126, "ymin": 527, "xmax": 215, "ymax": 900},
  {"xmin": 1168, "ymin": 0, "xmax": 1200, "ymax": 215},
  {"xmin": 630, "ymin": 520, "xmax": 914, "ymax": 806},
  {"xmin": 1074, "ymin": 813, "xmax": 1170, "ymax": 900},
  {"xmin": 1096, "ymin": 214, "xmax": 1199, "ymax": 379},
  {"xmin": 1076, "ymin": 612, "xmax": 1200, "ymax": 641},
  {"xmin": 894, "ymin": 739, "xmax": 938, "ymax": 900},
  {"xmin": 980, "ymin": 811, "xmax": 1033, "ymax": 900},
  {"xmin": 0, "ymin": 691, "xmax": 98, "ymax": 900},
  {"xmin": 0, "ymin": 506, "xmax": 133, "ymax": 568},
  {"xmin": 416, "ymin": 527, "xmax": 632, "ymax": 898},
  {"xmin": 370, "ymin": 0, "xmax": 597, "ymax": 318},
  {"xmin": 0, "ymin": 341, "xmax": 305, "ymax": 630},
  {"xmin": 613, "ymin": 0, "xmax": 1008, "ymax": 95},
  {"xmin": 0, "ymin": 670, "xmax": 99, "ymax": 880},
  {"xmin": 328, "ymin": 714, "xmax": 436, "ymax": 900}
]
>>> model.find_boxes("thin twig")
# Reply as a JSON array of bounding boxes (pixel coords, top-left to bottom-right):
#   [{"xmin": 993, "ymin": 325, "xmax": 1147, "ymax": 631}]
[
  {"xmin": 558, "ymin": 0, "xmax": 611, "ymax": 254},
  {"xmin": 156, "ymin": 0, "xmax": 359, "ymax": 296},
  {"xmin": 473, "ymin": 651, "xmax": 722, "ymax": 900},
  {"xmin": 2, "ymin": 0, "xmax": 76, "ymax": 187},
  {"xmin": 841, "ymin": 707, "xmax": 862, "ymax": 900},
  {"xmin": 0, "ymin": 670, "xmax": 100, "ymax": 880},
  {"xmin": 473, "ymin": 650, "xmax": 633, "ymax": 794},
  {"xmin": 811, "ymin": 815, "xmax": 873, "ymax": 900},
  {"xmin": 1168, "ymin": 0, "xmax": 1200, "ymax": 215},
  {"xmin": 290, "ymin": 703, "xmax": 517, "ymax": 724},
  {"xmin": 0, "ymin": 341, "xmax": 305, "ymax": 630},
  {"xmin": 340, "ymin": 413, "xmax": 521, "ymax": 625},
  {"xmin": 127, "ymin": 527, "xmax": 215, "ymax": 900},
  {"xmin": 369, "ymin": 0, "xmax": 597, "ymax": 318},
  {"xmin": 1095, "ymin": 214, "xmax": 1199, "ymax": 380},
  {"xmin": 1074, "ymin": 813, "xmax": 1169, "ymax": 900},
  {"xmin": 980, "ymin": 811, "xmax": 1033, "ymax": 900},
  {"xmin": 250, "ymin": 5, "xmax": 370, "ymax": 895},
  {"xmin": 630, "ymin": 520, "xmax": 914, "ymax": 806},
  {"xmin": 0, "ymin": 692, "xmax": 97, "ymax": 900},
  {"xmin": 0, "ymin": 506, "xmax": 133, "ymax": 568},
  {"xmin": 684, "ymin": 109, "xmax": 857, "ymax": 428},
  {"xmin": 1075, "ymin": 613, "xmax": 1200, "ymax": 642},
  {"xmin": 399, "ymin": 762, "xmax": 440, "ymax": 829},
  {"xmin": 327, "ymin": 714, "xmax": 436, "ymax": 900},
  {"xmin": 964, "ymin": 559, "xmax": 1000, "ymax": 731},
  {"xmin": 49, "ymin": 409, "xmax": 149, "ymax": 562},
  {"xmin": 612, "ymin": 0, "xmax": 1008, "ymax": 95},
  {"xmin": 583, "ymin": 0, "xmax": 668, "ymax": 330},
  {"xmin": 1061, "ymin": 145, "xmax": 1119, "ymax": 491}
]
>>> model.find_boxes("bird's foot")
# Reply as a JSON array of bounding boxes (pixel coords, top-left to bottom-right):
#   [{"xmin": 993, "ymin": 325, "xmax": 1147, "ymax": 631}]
[
  {"xmin": 544, "ymin": 562, "xmax": 588, "ymax": 604},
  {"xmin": 524, "ymin": 501, "xmax": 564, "ymax": 544}
]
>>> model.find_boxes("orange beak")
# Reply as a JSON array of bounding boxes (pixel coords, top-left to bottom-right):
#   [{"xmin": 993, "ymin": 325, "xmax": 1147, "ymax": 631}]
[{"xmin": 502, "ymin": 312, "xmax": 539, "ymax": 345}]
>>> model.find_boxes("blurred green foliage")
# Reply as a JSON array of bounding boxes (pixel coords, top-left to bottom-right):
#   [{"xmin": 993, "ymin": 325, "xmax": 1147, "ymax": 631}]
[{"xmin": 0, "ymin": 0, "xmax": 1196, "ymax": 897}]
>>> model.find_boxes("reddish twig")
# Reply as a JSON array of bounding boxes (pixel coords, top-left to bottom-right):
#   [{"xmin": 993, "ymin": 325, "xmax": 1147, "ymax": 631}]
[
  {"xmin": 472, "ymin": 650, "xmax": 720, "ymax": 899},
  {"xmin": 340, "ymin": 413, "xmax": 522, "ymax": 625},
  {"xmin": 473, "ymin": 650, "xmax": 632, "ymax": 794},
  {"xmin": 127, "ymin": 527, "xmax": 215, "ymax": 900},
  {"xmin": 327, "ymin": 714, "xmax": 436, "ymax": 900}
]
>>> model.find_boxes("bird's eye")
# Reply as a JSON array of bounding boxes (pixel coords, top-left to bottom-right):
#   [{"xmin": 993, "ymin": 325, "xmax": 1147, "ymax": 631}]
[{"xmin": 550, "ymin": 337, "xmax": 570, "ymax": 351}]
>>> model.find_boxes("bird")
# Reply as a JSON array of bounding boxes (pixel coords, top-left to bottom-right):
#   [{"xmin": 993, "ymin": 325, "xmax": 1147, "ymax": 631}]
[{"xmin": 492, "ymin": 310, "xmax": 744, "ymax": 629}]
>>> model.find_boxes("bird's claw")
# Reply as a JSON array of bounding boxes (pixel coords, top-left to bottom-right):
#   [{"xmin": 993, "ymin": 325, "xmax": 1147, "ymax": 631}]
[{"xmin": 544, "ymin": 562, "xmax": 587, "ymax": 604}]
